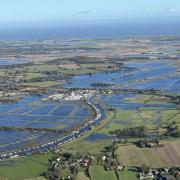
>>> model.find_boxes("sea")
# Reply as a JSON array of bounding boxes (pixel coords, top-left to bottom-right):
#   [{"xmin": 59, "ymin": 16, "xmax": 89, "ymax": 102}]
[{"xmin": 0, "ymin": 17, "xmax": 180, "ymax": 40}]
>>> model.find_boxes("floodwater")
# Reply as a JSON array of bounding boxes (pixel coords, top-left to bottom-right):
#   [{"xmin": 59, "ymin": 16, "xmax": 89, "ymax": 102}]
[
  {"xmin": 98, "ymin": 93, "xmax": 177, "ymax": 110},
  {"xmin": 76, "ymin": 60, "xmax": 179, "ymax": 142},
  {"xmin": 0, "ymin": 94, "xmax": 93, "ymax": 153},
  {"xmin": 0, "ymin": 58, "xmax": 28, "ymax": 65},
  {"xmin": 62, "ymin": 60, "xmax": 179, "ymax": 93},
  {"xmin": 85, "ymin": 133, "xmax": 111, "ymax": 141},
  {"xmin": 1, "ymin": 59, "xmax": 179, "ymax": 152}
]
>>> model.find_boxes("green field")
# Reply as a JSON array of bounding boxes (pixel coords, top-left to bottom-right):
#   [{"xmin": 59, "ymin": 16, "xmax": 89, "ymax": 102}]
[
  {"xmin": 23, "ymin": 177, "xmax": 46, "ymax": 180},
  {"xmin": 98, "ymin": 108, "xmax": 180, "ymax": 134},
  {"xmin": 75, "ymin": 172, "xmax": 89, "ymax": 180},
  {"xmin": 61, "ymin": 111, "xmax": 114, "ymax": 154},
  {"xmin": 0, "ymin": 153, "xmax": 53, "ymax": 180},
  {"xmin": 119, "ymin": 168, "xmax": 138, "ymax": 180},
  {"xmin": 124, "ymin": 94, "xmax": 170, "ymax": 104},
  {"xmin": 116, "ymin": 140, "xmax": 180, "ymax": 168},
  {"xmin": 89, "ymin": 165, "xmax": 117, "ymax": 180}
]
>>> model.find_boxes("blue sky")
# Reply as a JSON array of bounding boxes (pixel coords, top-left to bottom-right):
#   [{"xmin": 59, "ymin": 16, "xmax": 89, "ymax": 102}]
[{"xmin": 0, "ymin": 0, "xmax": 180, "ymax": 25}]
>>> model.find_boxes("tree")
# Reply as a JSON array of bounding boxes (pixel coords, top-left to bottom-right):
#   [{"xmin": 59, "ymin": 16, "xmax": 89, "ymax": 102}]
[{"xmin": 141, "ymin": 164, "xmax": 150, "ymax": 174}]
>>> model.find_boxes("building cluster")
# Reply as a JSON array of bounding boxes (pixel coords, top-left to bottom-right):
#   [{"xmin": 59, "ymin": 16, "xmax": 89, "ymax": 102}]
[
  {"xmin": 0, "ymin": 74, "xmax": 19, "ymax": 92},
  {"xmin": 44, "ymin": 90, "xmax": 95, "ymax": 102},
  {"xmin": 136, "ymin": 138, "xmax": 162, "ymax": 148},
  {"xmin": 47, "ymin": 153, "xmax": 94, "ymax": 179},
  {"xmin": 103, "ymin": 151, "xmax": 122, "ymax": 172},
  {"xmin": 139, "ymin": 167, "xmax": 180, "ymax": 179}
]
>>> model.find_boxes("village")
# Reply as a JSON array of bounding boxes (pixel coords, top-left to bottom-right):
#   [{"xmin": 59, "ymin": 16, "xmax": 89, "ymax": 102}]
[
  {"xmin": 46, "ymin": 143, "xmax": 180, "ymax": 180},
  {"xmin": 44, "ymin": 90, "xmax": 96, "ymax": 102}
]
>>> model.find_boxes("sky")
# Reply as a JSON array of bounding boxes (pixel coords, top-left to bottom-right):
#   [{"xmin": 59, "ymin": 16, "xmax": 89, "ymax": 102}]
[{"xmin": 0, "ymin": 0, "xmax": 180, "ymax": 26}]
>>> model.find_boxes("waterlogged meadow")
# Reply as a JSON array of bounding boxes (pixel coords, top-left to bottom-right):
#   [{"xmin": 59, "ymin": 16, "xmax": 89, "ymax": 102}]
[
  {"xmin": 0, "ymin": 58, "xmax": 28, "ymax": 65},
  {"xmin": 27, "ymin": 58, "xmax": 179, "ymax": 144},
  {"xmin": 84, "ymin": 92, "xmax": 179, "ymax": 141},
  {"xmin": 0, "ymin": 94, "xmax": 93, "ymax": 153},
  {"xmin": 62, "ymin": 60, "xmax": 180, "ymax": 93},
  {"xmin": 0, "ymin": 57, "xmax": 179, "ymax": 153}
]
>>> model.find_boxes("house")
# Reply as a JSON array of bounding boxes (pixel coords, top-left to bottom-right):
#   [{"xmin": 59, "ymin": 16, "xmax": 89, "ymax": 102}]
[
  {"xmin": 139, "ymin": 172, "xmax": 154, "ymax": 179},
  {"xmin": 116, "ymin": 165, "xmax": 124, "ymax": 171},
  {"xmin": 102, "ymin": 156, "xmax": 106, "ymax": 161},
  {"xmin": 82, "ymin": 159, "xmax": 90, "ymax": 167}
]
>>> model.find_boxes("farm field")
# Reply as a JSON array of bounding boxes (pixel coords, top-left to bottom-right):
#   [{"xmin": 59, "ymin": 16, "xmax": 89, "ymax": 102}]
[
  {"xmin": 96, "ymin": 90, "xmax": 178, "ymax": 132},
  {"xmin": 124, "ymin": 94, "xmax": 171, "ymax": 104},
  {"xmin": 75, "ymin": 172, "xmax": 89, "ymax": 180},
  {"xmin": 89, "ymin": 165, "xmax": 117, "ymax": 180},
  {"xmin": 0, "ymin": 153, "xmax": 53, "ymax": 180},
  {"xmin": 116, "ymin": 140, "xmax": 180, "ymax": 168},
  {"xmin": 119, "ymin": 168, "xmax": 138, "ymax": 180},
  {"xmin": 24, "ymin": 177, "xmax": 46, "ymax": 180},
  {"xmin": 95, "ymin": 106, "xmax": 179, "ymax": 135}
]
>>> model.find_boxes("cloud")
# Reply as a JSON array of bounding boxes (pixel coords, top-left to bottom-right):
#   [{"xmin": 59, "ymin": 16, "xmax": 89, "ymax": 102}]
[
  {"xmin": 76, "ymin": 10, "xmax": 91, "ymax": 15},
  {"xmin": 127, "ymin": 13, "xmax": 133, "ymax": 18},
  {"xmin": 170, "ymin": 8, "xmax": 177, "ymax": 13}
]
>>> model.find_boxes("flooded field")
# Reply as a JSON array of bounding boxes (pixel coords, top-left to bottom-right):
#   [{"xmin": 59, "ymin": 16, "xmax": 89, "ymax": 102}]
[
  {"xmin": 62, "ymin": 60, "xmax": 180, "ymax": 93},
  {"xmin": 98, "ymin": 93, "xmax": 177, "ymax": 110},
  {"xmin": 1, "ymin": 59, "xmax": 179, "ymax": 151},
  {"xmin": 0, "ymin": 58, "xmax": 28, "ymax": 65},
  {"xmin": 84, "ymin": 92, "xmax": 178, "ymax": 141},
  {"xmin": 0, "ymin": 130, "xmax": 57, "ymax": 152},
  {"xmin": 0, "ymin": 94, "xmax": 93, "ymax": 153},
  {"xmin": 0, "ymin": 37, "xmax": 179, "ymax": 160}
]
